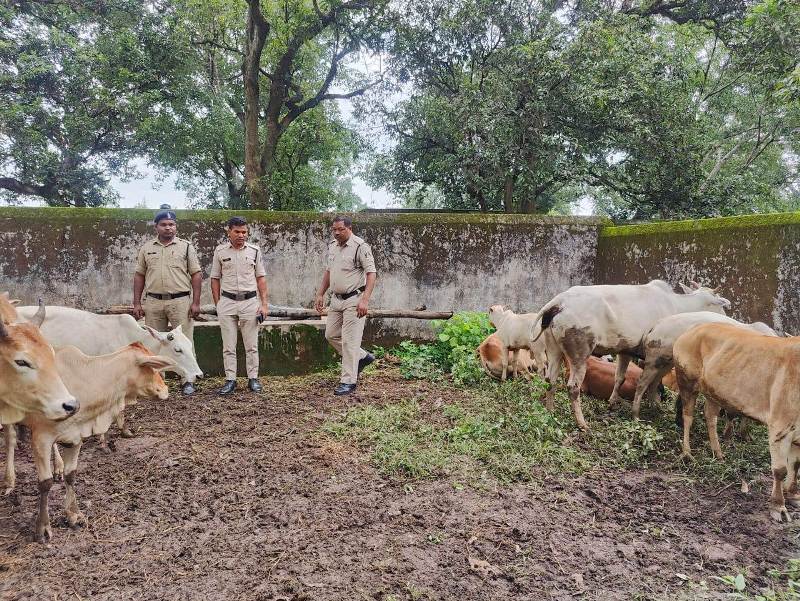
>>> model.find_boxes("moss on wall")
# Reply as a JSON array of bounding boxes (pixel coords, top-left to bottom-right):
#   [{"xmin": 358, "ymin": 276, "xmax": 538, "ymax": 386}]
[
  {"xmin": 0, "ymin": 206, "xmax": 610, "ymax": 227},
  {"xmin": 601, "ymin": 211, "xmax": 800, "ymax": 238}
]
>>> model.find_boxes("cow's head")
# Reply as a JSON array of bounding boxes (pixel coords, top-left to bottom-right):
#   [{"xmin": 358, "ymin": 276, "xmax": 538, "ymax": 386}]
[
  {"xmin": 141, "ymin": 324, "xmax": 203, "ymax": 382},
  {"xmin": 0, "ymin": 312, "xmax": 79, "ymax": 423},
  {"xmin": 678, "ymin": 281, "xmax": 731, "ymax": 314},
  {"xmin": 488, "ymin": 304, "xmax": 509, "ymax": 327},
  {"xmin": 127, "ymin": 343, "xmax": 174, "ymax": 401}
]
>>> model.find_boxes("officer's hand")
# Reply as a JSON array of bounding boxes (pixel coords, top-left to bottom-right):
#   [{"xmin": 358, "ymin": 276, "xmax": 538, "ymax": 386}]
[
  {"xmin": 260, "ymin": 303, "xmax": 269, "ymax": 318},
  {"xmin": 132, "ymin": 304, "xmax": 144, "ymax": 320},
  {"xmin": 314, "ymin": 295, "xmax": 325, "ymax": 314},
  {"xmin": 356, "ymin": 297, "xmax": 369, "ymax": 318},
  {"xmin": 189, "ymin": 302, "xmax": 201, "ymax": 319}
]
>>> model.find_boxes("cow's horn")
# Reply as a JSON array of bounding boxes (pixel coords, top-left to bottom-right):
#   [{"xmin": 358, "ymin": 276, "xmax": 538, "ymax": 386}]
[{"xmin": 30, "ymin": 299, "xmax": 46, "ymax": 327}]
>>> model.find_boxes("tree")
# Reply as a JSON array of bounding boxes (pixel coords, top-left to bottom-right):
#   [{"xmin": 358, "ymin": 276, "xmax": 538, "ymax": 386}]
[
  {"xmin": 0, "ymin": 1, "xmax": 184, "ymax": 206},
  {"xmin": 363, "ymin": 0, "xmax": 798, "ymax": 218}
]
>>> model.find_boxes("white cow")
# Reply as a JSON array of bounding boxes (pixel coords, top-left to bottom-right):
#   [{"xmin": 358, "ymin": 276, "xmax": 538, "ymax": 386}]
[
  {"xmin": 530, "ymin": 280, "xmax": 730, "ymax": 430},
  {"xmin": 15, "ymin": 306, "xmax": 202, "ymax": 382},
  {"xmin": 16, "ymin": 305, "xmax": 202, "ymax": 441},
  {"xmin": 632, "ymin": 312, "xmax": 777, "ymax": 419}
]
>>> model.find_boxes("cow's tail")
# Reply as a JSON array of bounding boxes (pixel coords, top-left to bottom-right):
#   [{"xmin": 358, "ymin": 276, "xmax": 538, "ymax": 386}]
[{"xmin": 530, "ymin": 302, "xmax": 562, "ymax": 343}]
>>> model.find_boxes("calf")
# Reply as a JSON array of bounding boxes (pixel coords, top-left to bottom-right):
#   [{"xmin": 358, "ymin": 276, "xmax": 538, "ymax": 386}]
[
  {"xmin": 673, "ymin": 323, "xmax": 800, "ymax": 523},
  {"xmin": 477, "ymin": 333, "xmax": 538, "ymax": 380},
  {"xmin": 530, "ymin": 280, "xmax": 729, "ymax": 430},
  {"xmin": 17, "ymin": 305, "xmax": 202, "ymax": 442},
  {"xmin": 5, "ymin": 343, "xmax": 173, "ymax": 542},
  {"xmin": 488, "ymin": 306, "xmax": 546, "ymax": 381}
]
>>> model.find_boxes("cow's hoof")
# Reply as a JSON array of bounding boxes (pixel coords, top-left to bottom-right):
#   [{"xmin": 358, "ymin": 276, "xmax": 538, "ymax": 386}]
[
  {"xmin": 67, "ymin": 511, "xmax": 87, "ymax": 528},
  {"xmin": 3, "ymin": 485, "xmax": 14, "ymax": 496},
  {"xmin": 53, "ymin": 470, "xmax": 63, "ymax": 482},
  {"xmin": 680, "ymin": 452, "xmax": 695, "ymax": 463},
  {"xmin": 120, "ymin": 428, "xmax": 135, "ymax": 439},
  {"xmin": 35, "ymin": 525, "xmax": 52, "ymax": 544},
  {"xmin": 770, "ymin": 505, "xmax": 792, "ymax": 523}
]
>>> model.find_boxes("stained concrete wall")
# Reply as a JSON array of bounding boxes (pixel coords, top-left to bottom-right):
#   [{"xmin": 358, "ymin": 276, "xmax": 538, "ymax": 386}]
[
  {"xmin": 0, "ymin": 207, "xmax": 605, "ymax": 346},
  {"xmin": 594, "ymin": 213, "xmax": 800, "ymax": 335}
]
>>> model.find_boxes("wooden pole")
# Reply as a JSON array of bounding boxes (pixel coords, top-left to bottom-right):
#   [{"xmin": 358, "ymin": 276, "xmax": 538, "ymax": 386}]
[{"xmin": 99, "ymin": 304, "xmax": 453, "ymax": 321}]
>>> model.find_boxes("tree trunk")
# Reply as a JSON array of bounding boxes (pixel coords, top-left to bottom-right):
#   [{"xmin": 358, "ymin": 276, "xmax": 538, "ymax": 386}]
[
  {"xmin": 503, "ymin": 173, "xmax": 515, "ymax": 212},
  {"xmin": 243, "ymin": 0, "xmax": 270, "ymax": 209}
]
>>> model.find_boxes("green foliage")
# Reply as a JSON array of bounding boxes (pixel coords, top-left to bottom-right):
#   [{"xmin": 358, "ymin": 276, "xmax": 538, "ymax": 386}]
[
  {"xmin": 362, "ymin": 0, "xmax": 799, "ymax": 219},
  {"xmin": 393, "ymin": 311, "xmax": 494, "ymax": 384}
]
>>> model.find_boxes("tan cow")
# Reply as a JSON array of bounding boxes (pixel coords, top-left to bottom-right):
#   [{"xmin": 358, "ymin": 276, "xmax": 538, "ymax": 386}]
[
  {"xmin": 487, "ymin": 306, "xmax": 547, "ymax": 380},
  {"xmin": 673, "ymin": 323, "xmax": 800, "ymax": 523},
  {"xmin": 0, "ymin": 298, "xmax": 78, "ymax": 425},
  {"xmin": 5, "ymin": 342, "xmax": 173, "ymax": 542},
  {"xmin": 477, "ymin": 333, "xmax": 538, "ymax": 380}
]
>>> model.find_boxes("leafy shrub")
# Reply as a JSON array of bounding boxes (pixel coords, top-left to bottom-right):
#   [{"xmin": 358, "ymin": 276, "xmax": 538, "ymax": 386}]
[{"xmin": 395, "ymin": 312, "xmax": 494, "ymax": 383}]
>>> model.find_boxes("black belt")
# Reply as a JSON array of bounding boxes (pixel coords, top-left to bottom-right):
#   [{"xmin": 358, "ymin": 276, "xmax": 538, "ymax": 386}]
[
  {"xmin": 334, "ymin": 286, "xmax": 366, "ymax": 301},
  {"xmin": 147, "ymin": 291, "xmax": 190, "ymax": 300},
  {"xmin": 222, "ymin": 290, "xmax": 257, "ymax": 301}
]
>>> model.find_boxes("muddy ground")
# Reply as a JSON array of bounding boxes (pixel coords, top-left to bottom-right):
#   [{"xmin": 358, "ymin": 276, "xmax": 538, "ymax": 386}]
[{"xmin": 1, "ymin": 367, "xmax": 797, "ymax": 600}]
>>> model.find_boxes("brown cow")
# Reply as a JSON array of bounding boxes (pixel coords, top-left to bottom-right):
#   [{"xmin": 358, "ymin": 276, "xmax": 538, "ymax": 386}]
[
  {"xmin": 0, "ymin": 297, "xmax": 78, "ymax": 425},
  {"xmin": 6, "ymin": 343, "xmax": 173, "ymax": 542},
  {"xmin": 673, "ymin": 323, "xmax": 800, "ymax": 523}
]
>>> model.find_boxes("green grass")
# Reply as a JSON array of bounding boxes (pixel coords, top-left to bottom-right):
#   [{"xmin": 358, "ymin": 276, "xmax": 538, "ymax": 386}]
[
  {"xmin": 322, "ymin": 370, "xmax": 773, "ymax": 486},
  {"xmin": 673, "ymin": 560, "xmax": 800, "ymax": 600}
]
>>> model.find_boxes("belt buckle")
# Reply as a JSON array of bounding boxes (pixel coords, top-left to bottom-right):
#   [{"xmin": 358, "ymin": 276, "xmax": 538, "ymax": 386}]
[{"xmin": 236, "ymin": 292, "xmax": 247, "ymax": 301}]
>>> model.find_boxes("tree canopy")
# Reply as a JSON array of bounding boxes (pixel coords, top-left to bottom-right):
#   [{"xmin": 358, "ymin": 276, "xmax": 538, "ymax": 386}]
[{"xmin": 1, "ymin": 0, "xmax": 797, "ymax": 218}]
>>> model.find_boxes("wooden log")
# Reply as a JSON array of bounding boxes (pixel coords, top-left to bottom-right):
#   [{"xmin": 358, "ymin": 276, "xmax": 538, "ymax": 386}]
[{"xmin": 99, "ymin": 304, "xmax": 453, "ymax": 320}]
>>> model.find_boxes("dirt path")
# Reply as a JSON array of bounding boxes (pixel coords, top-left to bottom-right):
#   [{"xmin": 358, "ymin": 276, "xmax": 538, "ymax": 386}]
[{"xmin": 0, "ymin": 369, "xmax": 796, "ymax": 600}]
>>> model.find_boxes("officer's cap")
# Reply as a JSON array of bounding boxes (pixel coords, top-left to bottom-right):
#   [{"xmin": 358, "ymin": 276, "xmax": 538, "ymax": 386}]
[{"xmin": 154, "ymin": 204, "xmax": 177, "ymax": 224}]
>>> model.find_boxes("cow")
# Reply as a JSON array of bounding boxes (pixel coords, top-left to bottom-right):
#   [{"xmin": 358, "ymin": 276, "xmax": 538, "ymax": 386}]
[
  {"xmin": 4, "ymin": 343, "xmax": 173, "ymax": 542},
  {"xmin": 673, "ymin": 323, "xmax": 800, "ymax": 523},
  {"xmin": 632, "ymin": 312, "xmax": 777, "ymax": 419},
  {"xmin": 16, "ymin": 305, "xmax": 202, "ymax": 440},
  {"xmin": 0, "ymin": 298, "xmax": 78, "ymax": 425},
  {"xmin": 487, "ymin": 306, "xmax": 547, "ymax": 381},
  {"xmin": 564, "ymin": 356, "xmax": 676, "ymax": 404},
  {"xmin": 530, "ymin": 280, "xmax": 730, "ymax": 430},
  {"xmin": 477, "ymin": 333, "xmax": 538, "ymax": 380}
]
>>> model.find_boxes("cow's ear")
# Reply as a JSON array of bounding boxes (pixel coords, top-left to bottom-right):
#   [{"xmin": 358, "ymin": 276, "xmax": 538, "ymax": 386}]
[
  {"xmin": 690, "ymin": 280, "xmax": 701, "ymax": 289},
  {"xmin": 9, "ymin": 299, "xmax": 20, "ymax": 306},
  {"xmin": 137, "ymin": 355, "xmax": 175, "ymax": 370},
  {"xmin": 678, "ymin": 283, "xmax": 693, "ymax": 294}
]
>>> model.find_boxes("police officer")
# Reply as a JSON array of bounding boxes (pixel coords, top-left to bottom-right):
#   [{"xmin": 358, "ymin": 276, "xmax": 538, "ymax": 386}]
[
  {"xmin": 210, "ymin": 216, "xmax": 269, "ymax": 394},
  {"xmin": 315, "ymin": 215, "xmax": 377, "ymax": 395},
  {"xmin": 133, "ymin": 205, "xmax": 202, "ymax": 395}
]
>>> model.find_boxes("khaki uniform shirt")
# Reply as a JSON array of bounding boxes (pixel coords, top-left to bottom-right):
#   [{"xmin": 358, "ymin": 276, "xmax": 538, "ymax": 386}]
[
  {"xmin": 210, "ymin": 242, "xmax": 266, "ymax": 293},
  {"xmin": 135, "ymin": 237, "xmax": 201, "ymax": 295},
  {"xmin": 327, "ymin": 234, "xmax": 377, "ymax": 295}
]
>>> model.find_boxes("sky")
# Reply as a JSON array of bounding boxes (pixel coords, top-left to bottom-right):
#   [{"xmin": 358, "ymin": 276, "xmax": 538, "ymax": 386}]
[{"xmin": 109, "ymin": 163, "xmax": 396, "ymax": 210}]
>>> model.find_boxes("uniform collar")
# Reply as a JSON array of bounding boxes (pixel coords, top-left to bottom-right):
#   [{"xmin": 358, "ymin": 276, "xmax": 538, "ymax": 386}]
[
  {"xmin": 228, "ymin": 242, "xmax": 249, "ymax": 250},
  {"xmin": 153, "ymin": 238, "xmax": 178, "ymax": 247}
]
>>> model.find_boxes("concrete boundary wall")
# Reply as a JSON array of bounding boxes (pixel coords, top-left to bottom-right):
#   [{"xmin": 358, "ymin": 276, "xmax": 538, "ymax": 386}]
[{"xmin": 1, "ymin": 208, "xmax": 798, "ymax": 374}]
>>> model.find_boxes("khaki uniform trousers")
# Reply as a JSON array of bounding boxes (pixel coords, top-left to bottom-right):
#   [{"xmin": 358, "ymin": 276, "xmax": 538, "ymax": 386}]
[
  {"xmin": 143, "ymin": 295, "xmax": 194, "ymax": 352},
  {"xmin": 325, "ymin": 294, "xmax": 368, "ymax": 385},
  {"xmin": 217, "ymin": 296, "xmax": 260, "ymax": 380}
]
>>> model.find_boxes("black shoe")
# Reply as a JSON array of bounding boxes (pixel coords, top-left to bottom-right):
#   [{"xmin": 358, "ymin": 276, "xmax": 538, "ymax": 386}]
[
  {"xmin": 182, "ymin": 382, "xmax": 196, "ymax": 396},
  {"xmin": 219, "ymin": 380, "xmax": 236, "ymax": 395},
  {"xmin": 334, "ymin": 383, "xmax": 357, "ymax": 396},
  {"xmin": 248, "ymin": 378, "xmax": 262, "ymax": 393},
  {"xmin": 357, "ymin": 352, "xmax": 376, "ymax": 375}
]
